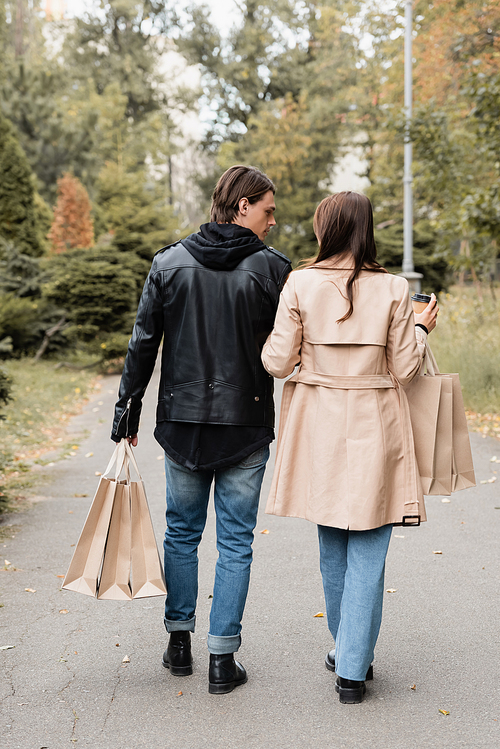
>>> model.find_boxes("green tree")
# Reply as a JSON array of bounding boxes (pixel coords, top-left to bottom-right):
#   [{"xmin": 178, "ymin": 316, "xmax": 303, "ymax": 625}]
[
  {"xmin": 180, "ymin": 0, "xmax": 363, "ymax": 262},
  {"xmin": 95, "ymin": 161, "xmax": 179, "ymax": 262},
  {"xmin": 1, "ymin": 1, "xmax": 187, "ymax": 206},
  {"xmin": 65, "ymin": 0, "xmax": 177, "ymax": 122},
  {"xmin": 0, "ymin": 111, "xmax": 48, "ymax": 256}
]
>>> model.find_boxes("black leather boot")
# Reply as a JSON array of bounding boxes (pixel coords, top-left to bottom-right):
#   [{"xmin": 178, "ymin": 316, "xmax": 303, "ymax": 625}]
[
  {"xmin": 208, "ymin": 653, "xmax": 247, "ymax": 695},
  {"xmin": 325, "ymin": 649, "xmax": 373, "ymax": 680},
  {"xmin": 162, "ymin": 631, "xmax": 193, "ymax": 676},
  {"xmin": 335, "ymin": 676, "xmax": 366, "ymax": 704}
]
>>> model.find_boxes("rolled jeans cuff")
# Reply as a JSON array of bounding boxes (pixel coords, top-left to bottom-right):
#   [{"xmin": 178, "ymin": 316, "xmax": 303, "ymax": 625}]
[
  {"xmin": 164, "ymin": 616, "xmax": 196, "ymax": 633},
  {"xmin": 207, "ymin": 633, "xmax": 241, "ymax": 655}
]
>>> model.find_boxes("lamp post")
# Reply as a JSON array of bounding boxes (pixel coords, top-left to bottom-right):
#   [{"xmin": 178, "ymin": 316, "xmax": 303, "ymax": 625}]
[{"xmin": 400, "ymin": 0, "xmax": 423, "ymax": 293}]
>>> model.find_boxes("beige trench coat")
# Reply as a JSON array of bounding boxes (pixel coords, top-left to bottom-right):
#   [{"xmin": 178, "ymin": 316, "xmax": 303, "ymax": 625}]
[{"xmin": 262, "ymin": 259, "xmax": 427, "ymax": 531}]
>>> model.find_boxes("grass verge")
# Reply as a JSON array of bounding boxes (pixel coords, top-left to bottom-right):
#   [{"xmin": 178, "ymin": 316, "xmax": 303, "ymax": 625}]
[
  {"xmin": 0, "ymin": 359, "xmax": 98, "ymax": 513},
  {"xmin": 430, "ymin": 284, "xmax": 500, "ymax": 440}
]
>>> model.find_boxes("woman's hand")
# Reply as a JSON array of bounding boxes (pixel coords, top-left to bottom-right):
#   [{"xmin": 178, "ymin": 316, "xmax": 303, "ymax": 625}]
[{"xmin": 414, "ymin": 293, "xmax": 439, "ymax": 333}]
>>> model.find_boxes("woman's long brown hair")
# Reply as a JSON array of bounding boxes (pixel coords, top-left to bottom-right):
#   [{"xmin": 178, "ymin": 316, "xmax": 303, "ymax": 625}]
[{"xmin": 307, "ymin": 191, "xmax": 386, "ymax": 323}]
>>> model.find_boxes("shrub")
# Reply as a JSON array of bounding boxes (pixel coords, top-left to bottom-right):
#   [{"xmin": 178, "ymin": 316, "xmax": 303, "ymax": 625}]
[
  {"xmin": 43, "ymin": 249, "xmax": 138, "ymax": 339},
  {"xmin": 0, "ymin": 368, "xmax": 12, "ymax": 419}
]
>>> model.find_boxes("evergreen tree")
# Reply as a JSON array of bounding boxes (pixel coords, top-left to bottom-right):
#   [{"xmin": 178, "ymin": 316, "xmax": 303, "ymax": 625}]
[
  {"xmin": 0, "ymin": 111, "xmax": 46, "ymax": 257},
  {"xmin": 95, "ymin": 161, "xmax": 179, "ymax": 261}
]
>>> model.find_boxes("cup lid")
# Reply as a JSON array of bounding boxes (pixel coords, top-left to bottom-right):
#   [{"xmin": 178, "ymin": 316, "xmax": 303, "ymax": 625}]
[{"xmin": 411, "ymin": 293, "xmax": 432, "ymax": 302}]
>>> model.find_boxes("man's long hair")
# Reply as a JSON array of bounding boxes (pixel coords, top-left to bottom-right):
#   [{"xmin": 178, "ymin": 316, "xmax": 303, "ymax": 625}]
[{"xmin": 211, "ymin": 165, "xmax": 276, "ymax": 223}]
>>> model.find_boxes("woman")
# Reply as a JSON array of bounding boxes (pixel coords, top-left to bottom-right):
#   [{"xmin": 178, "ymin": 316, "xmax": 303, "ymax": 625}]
[{"xmin": 262, "ymin": 192, "xmax": 438, "ymax": 704}]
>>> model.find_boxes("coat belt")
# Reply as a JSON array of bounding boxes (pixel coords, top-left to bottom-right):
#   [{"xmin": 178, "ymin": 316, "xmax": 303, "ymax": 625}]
[{"xmin": 291, "ymin": 370, "xmax": 394, "ymax": 389}]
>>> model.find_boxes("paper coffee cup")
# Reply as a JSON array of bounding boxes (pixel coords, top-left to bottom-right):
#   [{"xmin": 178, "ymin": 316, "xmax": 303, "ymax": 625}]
[{"xmin": 411, "ymin": 293, "xmax": 432, "ymax": 314}]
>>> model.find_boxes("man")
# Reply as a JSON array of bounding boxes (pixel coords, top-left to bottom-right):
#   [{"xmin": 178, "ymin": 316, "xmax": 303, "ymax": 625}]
[{"xmin": 111, "ymin": 165, "xmax": 291, "ymax": 694}]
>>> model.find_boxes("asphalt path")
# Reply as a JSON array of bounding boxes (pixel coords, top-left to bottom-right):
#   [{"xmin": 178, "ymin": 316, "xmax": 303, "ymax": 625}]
[{"xmin": 0, "ymin": 367, "xmax": 499, "ymax": 749}]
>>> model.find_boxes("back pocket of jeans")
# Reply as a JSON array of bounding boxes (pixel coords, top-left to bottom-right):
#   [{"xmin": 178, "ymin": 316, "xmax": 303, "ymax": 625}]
[{"xmin": 238, "ymin": 445, "xmax": 268, "ymax": 469}]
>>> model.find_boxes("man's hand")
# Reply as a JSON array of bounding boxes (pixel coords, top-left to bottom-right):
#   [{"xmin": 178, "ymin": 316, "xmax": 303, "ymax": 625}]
[
  {"xmin": 415, "ymin": 293, "xmax": 439, "ymax": 333},
  {"xmin": 127, "ymin": 435, "xmax": 138, "ymax": 447}
]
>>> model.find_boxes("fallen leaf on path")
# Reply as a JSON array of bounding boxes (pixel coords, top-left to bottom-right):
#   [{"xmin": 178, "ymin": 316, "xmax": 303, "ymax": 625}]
[
  {"xmin": 25, "ymin": 588, "xmax": 36, "ymax": 593},
  {"xmin": 480, "ymin": 477, "xmax": 497, "ymax": 484},
  {"xmin": 59, "ymin": 610, "xmax": 69, "ymax": 614},
  {"xmin": 386, "ymin": 589, "xmax": 397, "ymax": 593},
  {"xmin": 92, "ymin": 407, "xmax": 99, "ymax": 412},
  {"xmin": 0, "ymin": 645, "xmax": 15, "ymax": 650},
  {"xmin": 433, "ymin": 551, "xmax": 443, "ymax": 555},
  {"xmin": 208, "ymin": 594, "xmax": 213, "ymax": 599},
  {"xmin": 260, "ymin": 529, "xmax": 270, "ymax": 534},
  {"xmin": 17, "ymin": 703, "xmax": 28, "ymax": 706},
  {"xmin": 313, "ymin": 612, "xmax": 324, "ymax": 617},
  {"xmin": 71, "ymin": 445, "xmax": 78, "ymax": 450},
  {"xmin": 439, "ymin": 709, "xmax": 450, "ymax": 716},
  {"xmin": 85, "ymin": 452, "xmax": 93, "ymax": 458},
  {"xmin": 4, "ymin": 560, "xmax": 11, "ymax": 566},
  {"xmin": 95, "ymin": 471, "xmax": 102, "ymax": 476},
  {"xmin": 122, "ymin": 655, "xmax": 130, "ymax": 663},
  {"xmin": 394, "ymin": 535, "xmax": 405, "ymax": 538},
  {"xmin": 410, "ymin": 684, "xmax": 416, "ymax": 690},
  {"xmin": 157, "ymin": 455, "xmax": 163, "ymax": 460},
  {"xmin": 441, "ymin": 498, "xmax": 451, "ymax": 503},
  {"xmin": 73, "ymin": 493, "xmax": 88, "ymax": 497},
  {"xmin": 177, "ymin": 691, "xmax": 183, "ymax": 697},
  {"xmin": 490, "ymin": 455, "xmax": 497, "ymax": 462},
  {"xmin": 56, "ymin": 575, "xmax": 64, "ymax": 578}
]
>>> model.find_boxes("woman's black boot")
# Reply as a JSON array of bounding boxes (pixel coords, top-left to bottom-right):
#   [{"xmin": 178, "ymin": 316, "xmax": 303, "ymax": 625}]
[
  {"xmin": 335, "ymin": 676, "xmax": 366, "ymax": 704},
  {"xmin": 325, "ymin": 649, "xmax": 373, "ymax": 680}
]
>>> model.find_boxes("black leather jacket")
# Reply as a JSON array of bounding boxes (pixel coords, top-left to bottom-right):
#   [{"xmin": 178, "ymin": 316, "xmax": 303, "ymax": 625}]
[{"xmin": 112, "ymin": 224, "xmax": 291, "ymax": 440}]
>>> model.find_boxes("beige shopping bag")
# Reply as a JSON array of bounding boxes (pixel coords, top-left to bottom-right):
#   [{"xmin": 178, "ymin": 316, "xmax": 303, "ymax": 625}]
[
  {"xmin": 122, "ymin": 442, "xmax": 166, "ymax": 598},
  {"xmin": 448, "ymin": 373, "xmax": 476, "ymax": 491},
  {"xmin": 404, "ymin": 344, "xmax": 475, "ymax": 496},
  {"xmin": 405, "ymin": 367, "xmax": 453, "ymax": 495},
  {"xmin": 64, "ymin": 441, "xmax": 166, "ymax": 600},
  {"xmin": 63, "ymin": 442, "xmax": 128, "ymax": 597},
  {"xmin": 97, "ymin": 480, "xmax": 133, "ymax": 600},
  {"xmin": 130, "ymin": 481, "xmax": 166, "ymax": 598}
]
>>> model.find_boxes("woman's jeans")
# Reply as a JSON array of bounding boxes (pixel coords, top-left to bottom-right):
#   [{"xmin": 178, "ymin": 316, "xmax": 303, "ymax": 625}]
[
  {"xmin": 317, "ymin": 523, "xmax": 393, "ymax": 681},
  {"xmin": 163, "ymin": 446, "xmax": 269, "ymax": 655}
]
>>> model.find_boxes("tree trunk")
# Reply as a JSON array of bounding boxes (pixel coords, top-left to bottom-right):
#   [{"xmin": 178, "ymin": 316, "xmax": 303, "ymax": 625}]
[{"xmin": 32, "ymin": 317, "xmax": 67, "ymax": 363}]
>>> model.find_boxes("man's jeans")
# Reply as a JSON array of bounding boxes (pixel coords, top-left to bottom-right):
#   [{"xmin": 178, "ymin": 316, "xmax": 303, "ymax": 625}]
[
  {"xmin": 317, "ymin": 523, "xmax": 393, "ymax": 681},
  {"xmin": 163, "ymin": 445, "xmax": 270, "ymax": 655}
]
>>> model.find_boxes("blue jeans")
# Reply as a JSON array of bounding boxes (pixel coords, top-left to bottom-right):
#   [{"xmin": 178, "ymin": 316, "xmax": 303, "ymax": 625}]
[
  {"xmin": 163, "ymin": 446, "xmax": 269, "ymax": 655},
  {"xmin": 317, "ymin": 524, "xmax": 393, "ymax": 681}
]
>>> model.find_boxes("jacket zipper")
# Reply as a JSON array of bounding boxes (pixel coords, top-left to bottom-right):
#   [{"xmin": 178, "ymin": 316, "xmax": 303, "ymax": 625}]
[{"xmin": 116, "ymin": 397, "xmax": 132, "ymax": 436}]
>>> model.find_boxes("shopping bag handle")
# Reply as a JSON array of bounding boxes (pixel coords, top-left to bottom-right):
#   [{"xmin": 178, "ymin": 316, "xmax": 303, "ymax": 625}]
[
  {"xmin": 102, "ymin": 440, "xmax": 128, "ymax": 481},
  {"xmin": 418, "ymin": 342, "xmax": 441, "ymax": 377},
  {"xmin": 123, "ymin": 440, "xmax": 143, "ymax": 481},
  {"xmin": 102, "ymin": 440, "xmax": 144, "ymax": 482}
]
